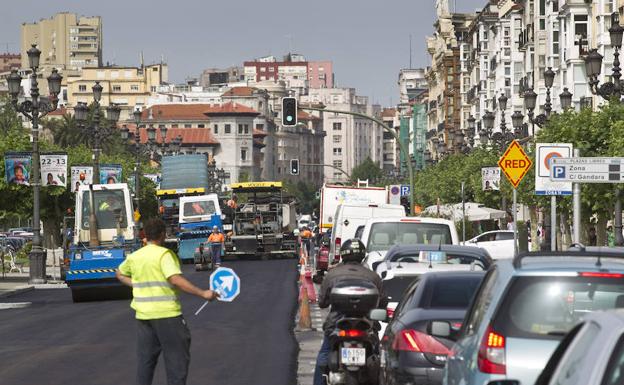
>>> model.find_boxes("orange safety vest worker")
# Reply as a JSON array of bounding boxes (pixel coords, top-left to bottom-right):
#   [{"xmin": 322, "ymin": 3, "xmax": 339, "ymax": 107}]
[
  {"xmin": 207, "ymin": 232, "xmax": 225, "ymax": 243},
  {"xmin": 301, "ymin": 229, "xmax": 313, "ymax": 239}
]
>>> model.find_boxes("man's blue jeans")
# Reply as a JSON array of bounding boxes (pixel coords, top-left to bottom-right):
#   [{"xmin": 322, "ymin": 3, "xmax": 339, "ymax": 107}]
[
  {"xmin": 313, "ymin": 335, "xmax": 331, "ymax": 385},
  {"xmin": 210, "ymin": 243, "xmax": 222, "ymax": 265}
]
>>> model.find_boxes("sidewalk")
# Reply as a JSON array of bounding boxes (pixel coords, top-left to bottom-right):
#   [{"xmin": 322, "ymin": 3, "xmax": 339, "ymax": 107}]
[
  {"xmin": 295, "ymin": 279, "xmax": 328, "ymax": 385},
  {"xmin": 0, "ymin": 250, "xmax": 67, "ymax": 298}
]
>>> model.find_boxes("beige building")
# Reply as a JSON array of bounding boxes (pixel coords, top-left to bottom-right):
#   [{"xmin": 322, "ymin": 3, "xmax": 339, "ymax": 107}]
[
  {"xmin": 67, "ymin": 63, "xmax": 168, "ymax": 120},
  {"xmin": 21, "ymin": 12, "xmax": 102, "ymax": 70}
]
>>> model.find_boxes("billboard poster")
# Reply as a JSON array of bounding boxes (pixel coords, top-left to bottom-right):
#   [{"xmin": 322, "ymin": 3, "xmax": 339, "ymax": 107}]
[
  {"xmin": 482, "ymin": 167, "xmax": 501, "ymax": 191},
  {"xmin": 71, "ymin": 166, "xmax": 94, "ymax": 192},
  {"xmin": 4, "ymin": 152, "xmax": 32, "ymax": 186},
  {"xmin": 40, "ymin": 153, "xmax": 68, "ymax": 187},
  {"xmin": 99, "ymin": 164, "xmax": 123, "ymax": 184}
]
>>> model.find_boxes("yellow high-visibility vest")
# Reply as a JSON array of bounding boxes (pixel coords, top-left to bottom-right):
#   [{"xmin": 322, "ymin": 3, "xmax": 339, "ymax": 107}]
[{"xmin": 118, "ymin": 244, "xmax": 182, "ymax": 320}]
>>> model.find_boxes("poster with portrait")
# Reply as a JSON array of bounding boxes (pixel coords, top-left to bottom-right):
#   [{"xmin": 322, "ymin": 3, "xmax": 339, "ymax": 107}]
[
  {"xmin": 4, "ymin": 152, "xmax": 32, "ymax": 186},
  {"xmin": 100, "ymin": 164, "xmax": 123, "ymax": 184},
  {"xmin": 40, "ymin": 153, "xmax": 68, "ymax": 187},
  {"xmin": 482, "ymin": 167, "xmax": 501, "ymax": 191},
  {"xmin": 71, "ymin": 166, "xmax": 94, "ymax": 193}
]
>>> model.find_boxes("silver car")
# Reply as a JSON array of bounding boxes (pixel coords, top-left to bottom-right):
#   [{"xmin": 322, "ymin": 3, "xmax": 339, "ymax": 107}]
[{"xmin": 440, "ymin": 247, "xmax": 624, "ymax": 385}]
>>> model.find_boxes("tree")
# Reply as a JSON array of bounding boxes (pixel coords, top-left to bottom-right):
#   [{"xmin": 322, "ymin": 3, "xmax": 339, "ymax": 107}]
[
  {"xmin": 350, "ymin": 157, "xmax": 383, "ymax": 185},
  {"xmin": 284, "ymin": 180, "xmax": 319, "ymax": 215}
]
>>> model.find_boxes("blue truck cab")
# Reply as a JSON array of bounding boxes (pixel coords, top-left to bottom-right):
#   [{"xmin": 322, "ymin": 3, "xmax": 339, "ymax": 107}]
[
  {"xmin": 65, "ymin": 183, "xmax": 139, "ymax": 302},
  {"xmin": 177, "ymin": 194, "xmax": 223, "ymax": 262}
]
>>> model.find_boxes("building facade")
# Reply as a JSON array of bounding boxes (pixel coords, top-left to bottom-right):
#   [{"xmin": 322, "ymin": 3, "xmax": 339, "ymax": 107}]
[
  {"xmin": 0, "ymin": 53, "xmax": 20, "ymax": 73},
  {"xmin": 21, "ymin": 12, "xmax": 102, "ymax": 70},
  {"xmin": 199, "ymin": 66, "xmax": 244, "ymax": 88}
]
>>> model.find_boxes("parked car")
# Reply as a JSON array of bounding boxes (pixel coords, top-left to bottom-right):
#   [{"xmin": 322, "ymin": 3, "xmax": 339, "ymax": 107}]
[
  {"xmin": 374, "ymin": 245, "xmax": 492, "ymax": 338},
  {"xmin": 493, "ymin": 309, "xmax": 624, "ymax": 385},
  {"xmin": 373, "ymin": 271, "xmax": 486, "ymax": 385},
  {"xmin": 361, "ymin": 217, "xmax": 460, "ymax": 271},
  {"xmin": 442, "ymin": 246, "xmax": 624, "ymax": 385},
  {"xmin": 464, "ymin": 230, "xmax": 515, "ymax": 259},
  {"xmin": 329, "ymin": 204, "xmax": 406, "ymax": 264}
]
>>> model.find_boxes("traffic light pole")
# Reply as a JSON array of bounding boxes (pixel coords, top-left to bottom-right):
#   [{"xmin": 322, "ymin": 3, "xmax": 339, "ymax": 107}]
[
  {"xmin": 301, "ymin": 163, "xmax": 352, "ymax": 180},
  {"xmin": 298, "ymin": 106, "xmax": 416, "ymax": 215}
]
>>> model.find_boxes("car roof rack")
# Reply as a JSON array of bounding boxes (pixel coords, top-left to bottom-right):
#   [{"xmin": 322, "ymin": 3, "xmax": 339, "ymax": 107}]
[{"xmin": 513, "ymin": 245, "xmax": 624, "ymax": 268}]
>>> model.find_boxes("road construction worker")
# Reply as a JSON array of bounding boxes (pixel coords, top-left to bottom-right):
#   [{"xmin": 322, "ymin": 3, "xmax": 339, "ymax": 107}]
[
  {"xmin": 226, "ymin": 194, "xmax": 238, "ymax": 209},
  {"xmin": 116, "ymin": 218, "xmax": 218, "ymax": 385},
  {"xmin": 207, "ymin": 225, "xmax": 225, "ymax": 267},
  {"xmin": 300, "ymin": 226, "xmax": 313, "ymax": 258}
]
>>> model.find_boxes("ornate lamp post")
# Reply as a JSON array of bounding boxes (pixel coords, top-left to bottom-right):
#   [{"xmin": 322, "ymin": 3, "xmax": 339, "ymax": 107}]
[
  {"xmin": 73, "ymin": 81, "xmax": 121, "ymax": 179},
  {"xmin": 523, "ymin": 88, "xmax": 538, "ymax": 136},
  {"xmin": 585, "ymin": 12, "xmax": 623, "ymax": 100},
  {"xmin": 466, "ymin": 115, "xmax": 476, "ymax": 148},
  {"xmin": 7, "ymin": 45, "xmax": 62, "ymax": 284},
  {"xmin": 480, "ymin": 110, "xmax": 495, "ymax": 146},
  {"xmin": 559, "ymin": 87, "xmax": 573, "ymax": 110},
  {"xmin": 498, "ymin": 93, "xmax": 508, "ymax": 133}
]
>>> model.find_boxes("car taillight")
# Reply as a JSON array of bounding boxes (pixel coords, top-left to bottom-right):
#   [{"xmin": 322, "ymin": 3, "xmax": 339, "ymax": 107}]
[
  {"xmin": 392, "ymin": 330, "xmax": 450, "ymax": 355},
  {"xmin": 338, "ymin": 329, "xmax": 366, "ymax": 338},
  {"xmin": 386, "ymin": 307, "xmax": 395, "ymax": 318},
  {"xmin": 579, "ymin": 272, "xmax": 624, "ymax": 278},
  {"xmin": 478, "ymin": 325, "xmax": 506, "ymax": 374}
]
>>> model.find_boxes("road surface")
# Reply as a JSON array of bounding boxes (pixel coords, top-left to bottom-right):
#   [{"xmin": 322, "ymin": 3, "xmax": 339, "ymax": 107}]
[{"xmin": 0, "ymin": 259, "xmax": 298, "ymax": 385}]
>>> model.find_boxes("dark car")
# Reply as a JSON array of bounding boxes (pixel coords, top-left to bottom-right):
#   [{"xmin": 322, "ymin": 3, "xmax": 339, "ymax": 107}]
[{"xmin": 375, "ymin": 271, "xmax": 486, "ymax": 385}]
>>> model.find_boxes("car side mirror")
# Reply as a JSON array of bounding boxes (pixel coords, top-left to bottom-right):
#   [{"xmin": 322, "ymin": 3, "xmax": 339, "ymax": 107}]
[
  {"xmin": 430, "ymin": 321, "xmax": 451, "ymax": 338},
  {"xmin": 487, "ymin": 381, "xmax": 520, "ymax": 385},
  {"xmin": 369, "ymin": 309, "xmax": 387, "ymax": 322}
]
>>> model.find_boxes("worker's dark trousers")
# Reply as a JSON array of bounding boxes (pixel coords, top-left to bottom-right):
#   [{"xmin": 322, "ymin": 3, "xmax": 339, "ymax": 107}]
[{"xmin": 136, "ymin": 316, "xmax": 191, "ymax": 385}]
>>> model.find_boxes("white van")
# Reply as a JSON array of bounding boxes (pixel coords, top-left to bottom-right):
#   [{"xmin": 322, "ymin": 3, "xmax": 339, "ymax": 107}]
[
  {"xmin": 359, "ymin": 217, "xmax": 459, "ymax": 270},
  {"xmin": 329, "ymin": 203, "xmax": 406, "ymax": 263}
]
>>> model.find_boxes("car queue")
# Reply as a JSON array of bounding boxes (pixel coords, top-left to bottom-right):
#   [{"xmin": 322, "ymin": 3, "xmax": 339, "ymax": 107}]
[{"xmin": 309, "ymin": 205, "xmax": 624, "ymax": 385}]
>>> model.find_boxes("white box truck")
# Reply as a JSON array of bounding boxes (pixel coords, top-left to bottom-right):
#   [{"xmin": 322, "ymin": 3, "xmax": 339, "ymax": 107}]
[{"xmin": 319, "ymin": 184, "xmax": 389, "ymax": 234}]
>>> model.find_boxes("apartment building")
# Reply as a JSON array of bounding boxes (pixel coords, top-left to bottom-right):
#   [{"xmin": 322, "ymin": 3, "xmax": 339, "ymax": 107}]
[
  {"xmin": 0, "ymin": 54, "xmax": 20, "ymax": 73},
  {"xmin": 21, "ymin": 12, "xmax": 102, "ymax": 70},
  {"xmin": 301, "ymin": 88, "xmax": 383, "ymax": 183},
  {"xmin": 66, "ymin": 63, "xmax": 168, "ymax": 120},
  {"xmin": 200, "ymin": 67, "xmax": 244, "ymax": 88}
]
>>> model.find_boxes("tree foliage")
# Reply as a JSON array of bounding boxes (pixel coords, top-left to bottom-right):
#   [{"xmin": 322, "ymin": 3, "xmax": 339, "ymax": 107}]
[{"xmin": 350, "ymin": 157, "xmax": 383, "ymax": 185}]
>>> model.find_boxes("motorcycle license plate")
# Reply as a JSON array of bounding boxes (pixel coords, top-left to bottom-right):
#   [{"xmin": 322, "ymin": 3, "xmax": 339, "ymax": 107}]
[{"xmin": 340, "ymin": 348, "xmax": 366, "ymax": 366}]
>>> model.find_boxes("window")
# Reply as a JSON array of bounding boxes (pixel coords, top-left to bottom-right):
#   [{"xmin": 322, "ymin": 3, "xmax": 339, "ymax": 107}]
[
  {"xmin": 333, "ymin": 160, "xmax": 342, "ymax": 168},
  {"xmin": 112, "ymin": 85, "xmax": 121, "ymax": 92},
  {"xmin": 79, "ymin": 85, "xmax": 87, "ymax": 92},
  {"xmin": 238, "ymin": 124, "xmax": 243, "ymax": 134},
  {"xmin": 463, "ymin": 268, "xmax": 499, "ymax": 336},
  {"xmin": 184, "ymin": 124, "xmax": 192, "ymax": 128},
  {"xmin": 333, "ymin": 122, "xmax": 342, "ymax": 131},
  {"xmin": 244, "ymin": 124, "xmax": 249, "ymax": 134},
  {"xmin": 333, "ymin": 148, "xmax": 342, "ymax": 155},
  {"xmin": 171, "ymin": 124, "xmax": 178, "ymax": 128},
  {"xmin": 241, "ymin": 148, "xmax": 248, "ymax": 161},
  {"xmin": 213, "ymin": 124, "xmax": 219, "ymax": 134},
  {"xmin": 549, "ymin": 322, "xmax": 601, "ymax": 385},
  {"xmin": 131, "ymin": 85, "xmax": 139, "ymax": 91},
  {"xmin": 333, "ymin": 135, "xmax": 341, "ymax": 143},
  {"xmin": 198, "ymin": 124, "xmax": 205, "ymax": 128},
  {"xmin": 553, "ymin": 30, "xmax": 560, "ymax": 55},
  {"xmin": 366, "ymin": 222, "xmax": 453, "ymax": 252},
  {"xmin": 602, "ymin": 333, "xmax": 624, "ymax": 385},
  {"xmin": 225, "ymin": 124, "xmax": 231, "ymax": 134}
]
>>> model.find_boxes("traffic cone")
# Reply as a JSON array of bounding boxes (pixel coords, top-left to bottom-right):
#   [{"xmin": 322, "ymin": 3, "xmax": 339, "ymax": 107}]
[{"xmin": 298, "ymin": 281, "xmax": 312, "ymax": 330}]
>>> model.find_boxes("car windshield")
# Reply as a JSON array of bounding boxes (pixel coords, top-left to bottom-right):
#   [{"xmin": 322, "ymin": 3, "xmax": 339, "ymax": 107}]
[
  {"xmin": 367, "ymin": 222, "xmax": 452, "ymax": 251},
  {"xmin": 427, "ymin": 275, "xmax": 483, "ymax": 308},
  {"xmin": 383, "ymin": 276, "xmax": 419, "ymax": 303},
  {"xmin": 494, "ymin": 275, "xmax": 624, "ymax": 339},
  {"xmin": 183, "ymin": 200, "xmax": 216, "ymax": 217},
  {"xmin": 81, "ymin": 190, "xmax": 127, "ymax": 230},
  {"xmin": 387, "ymin": 252, "xmax": 489, "ymax": 270}
]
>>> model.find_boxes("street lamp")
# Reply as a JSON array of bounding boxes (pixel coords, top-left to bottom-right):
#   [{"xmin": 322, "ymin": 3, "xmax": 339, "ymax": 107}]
[
  {"xmin": 480, "ymin": 110, "xmax": 495, "ymax": 146},
  {"xmin": 586, "ymin": 13, "xmax": 623, "ymax": 99},
  {"xmin": 523, "ymin": 88, "xmax": 538, "ymax": 135},
  {"xmin": 7, "ymin": 44, "xmax": 62, "ymax": 284},
  {"xmin": 559, "ymin": 87, "xmax": 573, "ymax": 110},
  {"xmin": 511, "ymin": 110, "xmax": 525, "ymax": 138},
  {"xmin": 73, "ymin": 81, "xmax": 120, "ymax": 178}
]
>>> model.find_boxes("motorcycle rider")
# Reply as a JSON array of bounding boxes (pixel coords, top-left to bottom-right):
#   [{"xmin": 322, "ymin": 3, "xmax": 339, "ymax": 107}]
[{"xmin": 313, "ymin": 239, "xmax": 387, "ymax": 385}]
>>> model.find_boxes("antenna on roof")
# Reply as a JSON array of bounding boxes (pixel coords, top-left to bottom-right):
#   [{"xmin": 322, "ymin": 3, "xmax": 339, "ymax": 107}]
[{"xmin": 140, "ymin": 51, "xmax": 144, "ymax": 68}]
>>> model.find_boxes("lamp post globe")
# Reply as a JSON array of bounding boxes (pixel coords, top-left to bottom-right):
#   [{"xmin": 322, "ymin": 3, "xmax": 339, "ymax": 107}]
[
  {"xmin": 27, "ymin": 44, "xmax": 41, "ymax": 69},
  {"xmin": 74, "ymin": 102, "xmax": 88, "ymax": 122},
  {"xmin": 160, "ymin": 125, "xmax": 168, "ymax": 142},
  {"xmin": 92, "ymin": 81, "xmax": 103, "ymax": 102},
  {"xmin": 133, "ymin": 108, "xmax": 142, "ymax": 126},
  {"xmin": 511, "ymin": 111, "xmax": 524, "ymax": 130},
  {"xmin": 106, "ymin": 103, "xmax": 121, "ymax": 122},
  {"xmin": 482, "ymin": 110, "xmax": 495, "ymax": 130},
  {"xmin": 147, "ymin": 125, "xmax": 156, "ymax": 142},
  {"xmin": 467, "ymin": 115, "xmax": 475, "ymax": 130},
  {"xmin": 498, "ymin": 93, "xmax": 508, "ymax": 111},
  {"xmin": 610, "ymin": 12, "xmax": 624, "ymax": 48},
  {"xmin": 120, "ymin": 125, "xmax": 130, "ymax": 140},
  {"xmin": 544, "ymin": 67, "xmax": 556, "ymax": 89},
  {"xmin": 7, "ymin": 69, "xmax": 22, "ymax": 99},
  {"xmin": 559, "ymin": 88, "xmax": 573, "ymax": 110},
  {"xmin": 47, "ymin": 68, "xmax": 62, "ymax": 96},
  {"xmin": 523, "ymin": 88, "xmax": 538, "ymax": 111},
  {"xmin": 585, "ymin": 49, "xmax": 603, "ymax": 78}
]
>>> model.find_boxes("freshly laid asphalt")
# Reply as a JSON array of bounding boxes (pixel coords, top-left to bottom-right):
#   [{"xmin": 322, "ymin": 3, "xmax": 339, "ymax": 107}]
[{"xmin": 0, "ymin": 259, "xmax": 299, "ymax": 385}]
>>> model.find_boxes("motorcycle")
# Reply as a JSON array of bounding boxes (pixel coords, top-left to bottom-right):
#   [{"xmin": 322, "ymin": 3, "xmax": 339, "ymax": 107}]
[{"xmin": 325, "ymin": 279, "xmax": 382, "ymax": 385}]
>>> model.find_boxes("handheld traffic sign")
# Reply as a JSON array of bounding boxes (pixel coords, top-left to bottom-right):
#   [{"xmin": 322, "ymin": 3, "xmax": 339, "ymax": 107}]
[
  {"xmin": 210, "ymin": 267, "xmax": 240, "ymax": 302},
  {"xmin": 498, "ymin": 140, "xmax": 533, "ymax": 188},
  {"xmin": 550, "ymin": 157, "xmax": 624, "ymax": 183},
  {"xmin": 535, "ymin": 143, "xmax": 573, "ymax": 195}
]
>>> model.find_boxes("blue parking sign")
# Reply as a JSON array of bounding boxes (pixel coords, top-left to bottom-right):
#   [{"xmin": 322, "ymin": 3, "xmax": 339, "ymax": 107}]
[
  {"xmin": 553, "ymin": 166, "xmax": 566, "ymax": 179},
  {"xmin": 400, "ymin": 185, "xmax": 410, "ymax": 196}
]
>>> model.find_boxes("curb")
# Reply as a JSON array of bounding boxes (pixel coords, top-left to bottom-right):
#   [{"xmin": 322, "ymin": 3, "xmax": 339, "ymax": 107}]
[
  {"xmin": 0, "ymin": 286, "xmax": 34, "ymax": 299},
  {"xmin": 0, "ymin": 302, "xmax": 32, "ymax": 310}
]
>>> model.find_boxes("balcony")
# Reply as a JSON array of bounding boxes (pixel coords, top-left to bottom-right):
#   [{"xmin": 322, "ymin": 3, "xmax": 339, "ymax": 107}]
[{"xmin": 518, "ymin": 24, "xmax": 534, "ymax": 50}]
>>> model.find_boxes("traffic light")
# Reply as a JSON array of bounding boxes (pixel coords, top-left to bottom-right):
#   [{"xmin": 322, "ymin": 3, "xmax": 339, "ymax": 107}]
[
  {"xmin": 282, "ymin": 97, "xmax": 297, "ymax": 126},
  {"xmin": 290, "ymin": 159, "xmax": 300, "ymax": 175}
]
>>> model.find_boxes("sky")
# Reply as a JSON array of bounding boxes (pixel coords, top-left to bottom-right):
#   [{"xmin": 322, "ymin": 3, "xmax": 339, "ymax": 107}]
[{"xmin": 1, "ymin": 0, "xmax": 486, "ymax": 106}]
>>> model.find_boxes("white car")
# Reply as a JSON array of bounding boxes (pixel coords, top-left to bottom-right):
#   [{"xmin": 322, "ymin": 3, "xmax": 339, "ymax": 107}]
[
  {"xmin": 360, "ymin": 216, "xmax": 460, "ymax": 270},
  {"xmin": 463, "ymin": 229, "xmax": 514, "ymax": 259}
]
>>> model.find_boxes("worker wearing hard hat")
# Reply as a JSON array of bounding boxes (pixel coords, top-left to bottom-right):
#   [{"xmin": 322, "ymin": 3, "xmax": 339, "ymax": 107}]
[{"xmin": 207, "ymin": 225, "xmax": 225, "ymax": 267}]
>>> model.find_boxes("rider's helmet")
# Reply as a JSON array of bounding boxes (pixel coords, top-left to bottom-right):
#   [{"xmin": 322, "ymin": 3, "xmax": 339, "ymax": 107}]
[{"xmin": 339, "ymin": 239, "xmax": 366, "ymax": 263}]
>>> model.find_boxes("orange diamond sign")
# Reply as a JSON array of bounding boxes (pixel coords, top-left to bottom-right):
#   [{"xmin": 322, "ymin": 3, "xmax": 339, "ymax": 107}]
[{"xmin": 498, "ymin": 140, "xmax": 532, "ymax": 188}]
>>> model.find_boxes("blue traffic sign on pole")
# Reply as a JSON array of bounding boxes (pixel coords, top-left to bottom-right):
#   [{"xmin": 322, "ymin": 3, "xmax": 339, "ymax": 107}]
[
  {"xmin": 400, "ymin": 185, "xmax": 410, "ymax": 196},
  {"xmin": 210, "ymin": 267, "xmax": 240, "ymax": 302}
]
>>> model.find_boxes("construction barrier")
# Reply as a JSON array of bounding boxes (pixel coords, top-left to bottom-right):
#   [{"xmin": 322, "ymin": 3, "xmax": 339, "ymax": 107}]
[{"xmin": 297, "ymin": 235, "xmax": 315, "ymax": 330}]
